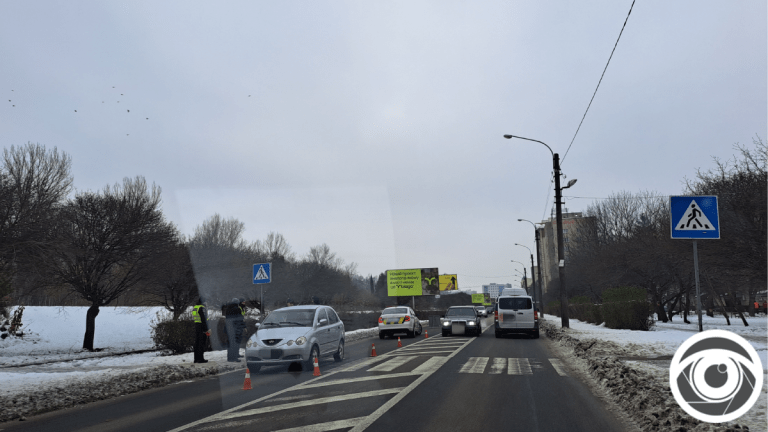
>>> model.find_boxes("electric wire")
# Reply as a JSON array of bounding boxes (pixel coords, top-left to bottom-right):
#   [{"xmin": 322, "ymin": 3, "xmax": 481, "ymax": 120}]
[{"xmin": 561, "ymin": 0, "xmax": 636, "ymax": 165}]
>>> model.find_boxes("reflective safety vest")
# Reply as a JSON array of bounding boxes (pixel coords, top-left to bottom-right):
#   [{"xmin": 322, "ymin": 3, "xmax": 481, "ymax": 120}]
[
  {"xmin": 192, "ymin": 305, "xmax": 204, "ymax": 323},
  {"xmin": 239, "ymin": 305, "xmax": 245, "ymax": 316}
]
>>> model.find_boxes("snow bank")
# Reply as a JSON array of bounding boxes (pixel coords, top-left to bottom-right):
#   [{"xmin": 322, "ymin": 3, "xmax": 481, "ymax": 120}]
[{"xmin": 543, "ymin": 317, "xmax": 765, "ymax": 432}]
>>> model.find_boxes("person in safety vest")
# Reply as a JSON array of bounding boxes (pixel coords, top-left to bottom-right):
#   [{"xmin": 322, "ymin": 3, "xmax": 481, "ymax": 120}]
[{"xmin": 192, "ymin": 298, "xmax": 211, "ymax": 364}]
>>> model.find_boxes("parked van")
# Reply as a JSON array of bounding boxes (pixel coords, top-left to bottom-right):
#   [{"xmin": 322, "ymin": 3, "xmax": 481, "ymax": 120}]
[{"xmin": 495, "ymin": 290, "xmax": 539, "ymax": 338}]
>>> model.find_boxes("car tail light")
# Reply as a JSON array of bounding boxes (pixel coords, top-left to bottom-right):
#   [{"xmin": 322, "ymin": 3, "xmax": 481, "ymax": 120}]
[
  {"xmin": 534, "ymin": 310, "xmax": 538, "ymax": 320},
  {"xmin": 494, "ymin": 310, "xmax": 498, "ymax": 322},
  {"xmin": 404, "ymin": 316, "xmax": 410, "ymax": 322},
  {"xmin": 378, "ymin": 316, "xmax": 383, "ymax": 323}
]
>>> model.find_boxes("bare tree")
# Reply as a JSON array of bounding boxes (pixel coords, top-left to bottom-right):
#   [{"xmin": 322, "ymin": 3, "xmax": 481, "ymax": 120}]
[
  {"xmin": 255, "ymin": 231, "xmax": 295, "ymax": 262},
  {"xmin": 51, "ymin": 176, "xmax": 175, "ymax": 350},
  {"xmin": 142, "ymin": 238, "xmax": 198, "ymax": 320},
  {"xmin": 0, "ymin": 143, "xmax": 72, "ymax": 303}
]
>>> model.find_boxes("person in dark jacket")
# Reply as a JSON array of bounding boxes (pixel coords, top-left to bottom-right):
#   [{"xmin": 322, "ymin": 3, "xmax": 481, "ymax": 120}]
[
  {"xmin": 192, "ymin": 298, "xmax": 211, "ymax": 364},
  {"xmin": 224, "ymin": 298, "xmax": 245, "ymax": 362}
]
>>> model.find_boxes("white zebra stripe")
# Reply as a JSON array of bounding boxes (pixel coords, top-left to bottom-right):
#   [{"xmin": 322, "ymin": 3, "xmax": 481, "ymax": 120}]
[{"xmin": 459, "ymin": 357, "xmax": 489, "ymax": 374}]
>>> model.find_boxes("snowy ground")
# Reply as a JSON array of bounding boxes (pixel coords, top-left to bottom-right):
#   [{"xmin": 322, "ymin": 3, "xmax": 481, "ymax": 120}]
[{"xmin": 548, "ymin": 313, "xmax": 767, "ymax": 432}]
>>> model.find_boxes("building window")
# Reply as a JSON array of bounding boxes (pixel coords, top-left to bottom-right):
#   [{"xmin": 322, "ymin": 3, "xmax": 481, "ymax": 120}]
[{"xmin": 562, "ymin": 229, "xmax": 568, "ymax": 234}]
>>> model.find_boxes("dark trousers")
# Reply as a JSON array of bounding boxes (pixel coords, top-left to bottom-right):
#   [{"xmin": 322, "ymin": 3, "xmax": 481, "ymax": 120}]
[
  {"xmin": 225, "ymin": 318, "xmax": 241, "ymax": 361},
  {"xmin": 194, "ymin": 323, "xmax": 207, "ymax": 362}
]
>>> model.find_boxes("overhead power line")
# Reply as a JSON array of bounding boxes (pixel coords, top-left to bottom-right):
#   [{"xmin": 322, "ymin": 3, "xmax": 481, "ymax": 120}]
[{"xmin": 562, "ymin": 0, "xmax": 636, "ymax": 165}]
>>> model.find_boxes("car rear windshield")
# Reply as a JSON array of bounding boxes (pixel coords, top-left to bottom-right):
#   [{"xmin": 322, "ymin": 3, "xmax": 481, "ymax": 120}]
[
  {"xmin": 498, "ymin": 298, "xmax": 532, "ymax": 310},
  {"xmin": 261, "ymin": 309, "xmax": 316, "ymax": 327},
  {"xmin": 446, "ymin": 307, "xmax": 476, "ymax": 317},
  {"xmin": 382, "ymin": 307, "xmax": 408, "ymax": 315}
]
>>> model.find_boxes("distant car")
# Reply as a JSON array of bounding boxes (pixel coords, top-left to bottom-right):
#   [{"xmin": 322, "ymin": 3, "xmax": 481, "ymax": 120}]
[
  {"xmin": 475, "ymin": 305, "xmax": 488, "ymax": 317},
  {"xmin": 495, "ymin": 292, "xmax": 539, "ymax": 339},
  {"xmin": 378, "ymin": 306, "xmax": 422, "ymax": 339},
  {"xmin": 441, "ymin": 306, "xmax": 482, "ymax": 337},
  {"xmin": 486, "ymin": 306, "xmax": 494, "ymax": 315},
  {"xmin": 245, "ymin": 305, "xmax": 344, "ymax": 373}
]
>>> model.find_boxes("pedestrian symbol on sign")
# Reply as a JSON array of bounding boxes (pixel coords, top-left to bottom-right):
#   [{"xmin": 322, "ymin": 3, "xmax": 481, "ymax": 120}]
[
  {"xmin": 675, "ymin": 200, "xmax": 715, "ymax": 231},
  {"xmin": 254, "ymin": 265, "xmax": 269, "ymax": 281}
]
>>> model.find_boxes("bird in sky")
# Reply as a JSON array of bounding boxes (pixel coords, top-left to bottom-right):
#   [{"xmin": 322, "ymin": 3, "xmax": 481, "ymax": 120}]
[
  {"xmin": 74, "ymin": 110, "xmax": 77, "ymax": 112},
  {"xmin": 127, "ymin": 110, "xmax": 130, "ymax": 112}
]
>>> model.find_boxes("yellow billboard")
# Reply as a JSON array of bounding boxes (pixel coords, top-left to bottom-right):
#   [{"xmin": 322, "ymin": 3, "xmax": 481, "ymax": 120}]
[
  {"xmin": 386, "ymin": 268, "xmax": 440, "ymax": 296},
  {"xmin": 439, "ymin": 274, "xmax": 458, "ymax": 291},
  {"xmin": 472, "ymin": 293, "xmax": 491, "ymax": 305}
]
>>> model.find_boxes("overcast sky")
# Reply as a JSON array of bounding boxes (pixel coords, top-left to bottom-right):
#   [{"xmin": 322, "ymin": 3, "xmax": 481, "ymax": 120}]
[{"xmin": 1, "ymin": 1, "xmax": 765, "ymax": 293}]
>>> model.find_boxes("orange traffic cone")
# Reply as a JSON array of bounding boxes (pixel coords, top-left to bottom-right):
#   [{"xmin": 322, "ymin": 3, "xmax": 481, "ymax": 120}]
[
  {"xmin": 312, "ymin": 357, "xmax": 321, "ymax": 376},
  {"xmin": 370, "ymin": 343, "xmax": 377, "ymax": 357},
  {"xmin": 424, "ymin": 330, "xmax": 428, "ymax": 338},
  {"xmin": 242, "ymin": 368, "xmax": 253, "ymax": 390},
  {"xmin": 397, "ymin": 337, "xmax": 402, "ymax": 348}
]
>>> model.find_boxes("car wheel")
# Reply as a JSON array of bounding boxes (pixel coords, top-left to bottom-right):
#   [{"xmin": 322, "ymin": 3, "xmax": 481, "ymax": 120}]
[
  {"xmin": 495, "ymin": 331, "xmax": 501, "ymax": 338},
  {"xmin": 246, "ymin": 364, "xmax": 261, "ymax": 373},
  {"xmin": 476, "ymin": 328, "xmax": 482, "ymax": 337},
  {"xmin": 379, "ymin": 332, "xmax": 385, "ymax": 340},
  {"xmin": 333, "ymin": 340, "xmax": 344, "ymax": 362},
  {"xmin": 416, "ymin": 323, "xmax": 422, "ymax": 336},
  {"xmin": 533, "ymin": 330, "xmax": 540, "ymax": 339},
  {"xmin": 442, "ymin": 331, "xmax": 449, "ymax": 337},
  {"xmin": 407, "ymin": 325, "xmax": 415, "ymax": 338},
  {"xmin": 304, "ymin": 345, "xmax": 320, "ymax": 371}
]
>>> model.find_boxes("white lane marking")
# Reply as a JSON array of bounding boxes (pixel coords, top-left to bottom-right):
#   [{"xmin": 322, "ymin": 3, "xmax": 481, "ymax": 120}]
[
  {"xmin": 216, "ymin": 388, "xmax": 404, "ymax": 421},
  {"xmin": 343, "ymin": 357, "xmax": 383, "ymax": 372},
  {"xmin": 508, "ymin": 358, "xmax": 533, "ymax": 375},
  {"xmin": 459, "ymin": 357, "xmax": 489, "ymax": 374},
  {"xmin": 302, "ymin": 372, "xmax": 420, "ymax": 389},
  {"xmin": 411, "ymin": 356, "xmax": 449, "ymax": 374},
  {"xmin": 549, "ymin": 358, "xmax": 568, "ymax": 376},
  {"xmin": 167, "ymin": 360, "xmax": 344, "ymax": 431},
  {"xmin": 488, "ymin": 357, "xmax": 507, "ymax": 374},
  {"xmin": 348, "ymin": 337, "xmax": 475, "ymax": 432},
  {"xmin": 386, "ymin": 350, "xmax": 455, "ymax": 356},
  {"xmin": 271, "ymin": 417, "xmax": 368, "ymax": 432},
  {"xmin": 368, "ymin": 356, "xmax": 416, "ymax": 372}
]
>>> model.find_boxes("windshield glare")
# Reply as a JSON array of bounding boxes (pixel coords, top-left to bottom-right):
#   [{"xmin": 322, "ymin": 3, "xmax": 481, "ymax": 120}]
[
  {"xmin": 446, "ymin": 308, "xmax": 475, "ymax": 317},
  {"xmin": 382, "ymin": 307, "xmax": 407, "ymax": 315},
  {"xmin": 262, "ymin": 309, "xmax": 316, "ymax": 326}
]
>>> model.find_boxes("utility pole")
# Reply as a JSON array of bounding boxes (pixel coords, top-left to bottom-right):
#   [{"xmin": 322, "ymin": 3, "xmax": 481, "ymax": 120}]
[
  {"xmin": 534, "ymin": 228, "xmax": 544, "ymax": 313},
  {"xmin": 553, "ymin": 153, "xmax": 570, "ymax": 328}
]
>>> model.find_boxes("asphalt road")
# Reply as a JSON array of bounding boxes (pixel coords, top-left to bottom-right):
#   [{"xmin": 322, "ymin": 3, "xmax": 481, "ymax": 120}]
[{"xmin": 0, "ymin": 317, "xmax": 632, "ymax": 432}]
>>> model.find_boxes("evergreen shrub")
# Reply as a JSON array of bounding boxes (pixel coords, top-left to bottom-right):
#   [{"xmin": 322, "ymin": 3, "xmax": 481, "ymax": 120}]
[{"xmin": 151, "ymin": 314, "xmax": 195, "ymax": 354}]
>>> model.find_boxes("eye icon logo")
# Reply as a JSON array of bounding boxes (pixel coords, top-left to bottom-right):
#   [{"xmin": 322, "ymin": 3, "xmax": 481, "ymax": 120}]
[{"xmin": 670, "ymin": 330, "xmax": 763, "ymax": 423}]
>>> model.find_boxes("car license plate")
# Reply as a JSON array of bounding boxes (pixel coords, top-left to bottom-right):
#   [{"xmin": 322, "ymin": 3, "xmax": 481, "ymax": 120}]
[{"xmin": 270, "ymin": 349, "xmax": 283, "ymax": 359}]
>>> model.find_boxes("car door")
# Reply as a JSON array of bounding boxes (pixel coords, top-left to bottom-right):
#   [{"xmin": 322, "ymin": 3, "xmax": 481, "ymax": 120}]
[
  {"xmin": 516, "ymin": 298, "xmax": 535, "ymax": 330},
  {"xmin": 326, "ymin": 308, "xmax": 343, "ymax": 348},
  {"xmin": 314, "ymin": 308, "xmax": 333, "ymax": 355}
]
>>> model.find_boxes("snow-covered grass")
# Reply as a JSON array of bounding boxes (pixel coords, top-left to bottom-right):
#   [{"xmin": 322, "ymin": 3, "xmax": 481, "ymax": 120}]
[{"xmin": 551, "ymin": 314, "xmax": 767, "ymax": 432}]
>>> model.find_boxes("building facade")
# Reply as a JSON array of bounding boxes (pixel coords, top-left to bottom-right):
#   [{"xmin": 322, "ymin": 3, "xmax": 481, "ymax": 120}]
[
  {"xmin": 482, "ymin": 283, "xmax": 513, "ymax": 299},
  {"xmin": 538, "ymin": 212, "xmax": 595, "ymax": 299}
]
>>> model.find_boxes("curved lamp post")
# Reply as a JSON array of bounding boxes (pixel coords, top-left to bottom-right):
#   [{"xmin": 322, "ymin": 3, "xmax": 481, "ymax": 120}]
[
  {"xmin": 518, "ymin": 219, "xmax": 545, "ymax": 313},
  {"xmin": 504, "ymin": 134, "xmax": 577, "ymax": 328}
]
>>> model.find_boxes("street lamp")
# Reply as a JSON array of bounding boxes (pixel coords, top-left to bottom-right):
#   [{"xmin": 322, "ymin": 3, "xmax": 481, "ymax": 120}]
[
  {"xmin": 518, "ymin": 219, "xmax": 544, "ymax": 313},
  {"xmin": 510, "ymin": 260, "xmax": 528, "ymax": 292},
  {"xmin": 504, "ymin": 134, "xmax": 577, "ymax": 328},
  {"xmin": 514, "ymin": 242, "xmax": 538, "ymax": 311}
]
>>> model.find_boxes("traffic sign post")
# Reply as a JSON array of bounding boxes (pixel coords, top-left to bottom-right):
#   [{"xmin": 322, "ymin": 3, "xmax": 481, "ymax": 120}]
[
  {"xmin": 253, "ymin": 263, "xmax": 272, "ymax": 315},
  {"xmin": 670, "ymin": 196, "xmax": 719, "ymax": 332}
]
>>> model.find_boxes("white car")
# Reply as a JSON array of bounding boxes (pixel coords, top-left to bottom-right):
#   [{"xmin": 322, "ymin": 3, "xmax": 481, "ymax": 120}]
[
  {"xmin": 475, "ymin": 305, "xmax": 488, "ymax": 317},
  {"xmin": 495, "ymin": 293, "xmax": 539, "ymax": 338},
  {"xmin": 378, "ymin": 306, "xmax": 422, "ymax": 339}
]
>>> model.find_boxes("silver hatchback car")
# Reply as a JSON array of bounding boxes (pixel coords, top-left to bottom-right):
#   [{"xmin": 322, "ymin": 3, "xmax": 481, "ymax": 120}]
[{"xmin": 245, "ymin": 305, "xmax": 344, "ymax": 372}]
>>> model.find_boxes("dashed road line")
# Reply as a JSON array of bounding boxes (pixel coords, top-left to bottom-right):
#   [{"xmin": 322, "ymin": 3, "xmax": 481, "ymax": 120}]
[
  {"xmin": 488, "ymin": 357, "xmax": 507, "ymax": 374},
  {"xmin": 508, "ymin": 358, "xmax": 533, "ymax": 375},
  {"xmin": 271, "ymin": 417, "xmax": 368, "ymax": 432},
  {"xmin": 459, "ymin": 357, "xmax": 489, "ymax": 374}
]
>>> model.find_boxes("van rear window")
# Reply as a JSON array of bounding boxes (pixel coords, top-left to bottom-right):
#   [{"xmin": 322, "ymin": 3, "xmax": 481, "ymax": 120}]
[{"xmin": 498, "ymin": 298, "xmax": 532, "ymax": 310}]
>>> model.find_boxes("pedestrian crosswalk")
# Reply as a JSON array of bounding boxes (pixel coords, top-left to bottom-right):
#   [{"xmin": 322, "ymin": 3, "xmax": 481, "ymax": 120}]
[
  {"xmin": 359, "ymin": 355, "xmax": 568, "ymax": 376},
  {"xmin": 458, "ymin": 357, "xmax": 566, "ymax": 376}
]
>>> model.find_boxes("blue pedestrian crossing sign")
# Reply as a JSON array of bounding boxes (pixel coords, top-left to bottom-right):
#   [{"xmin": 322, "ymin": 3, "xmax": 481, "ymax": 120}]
[
  {"xmin": 670, "ymin": 196, "xmax": 719, "ymax": 239},
  {"xmin": 252, "ymin": 263, "xmax": 272, "ymax": 284}
]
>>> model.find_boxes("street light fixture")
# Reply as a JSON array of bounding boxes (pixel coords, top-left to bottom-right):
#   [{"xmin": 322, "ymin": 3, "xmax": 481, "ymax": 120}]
[
  {"xmin": 514, "ymin": 242, "xmax": 538, "ymax": 311},
  {"xmin": 505, "ymin": 134, "xmax": 576, "ymax": 328},
  {"xmin": 510, "ymin": 260, "xmax": 528, "ymax": 292},
  {"xmin": 518, "ymin": 219, "xmax": 545, "ymax": 313}
]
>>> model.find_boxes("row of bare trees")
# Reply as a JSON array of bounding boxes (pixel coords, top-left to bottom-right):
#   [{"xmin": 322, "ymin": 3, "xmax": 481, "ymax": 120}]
[
  {"xmin": 0, "ymin": 143, "xmax": 375, "ymax": 350},
  {"xmin": 566, "ymin": 138, "xmax": 766, "ymax": 324}
]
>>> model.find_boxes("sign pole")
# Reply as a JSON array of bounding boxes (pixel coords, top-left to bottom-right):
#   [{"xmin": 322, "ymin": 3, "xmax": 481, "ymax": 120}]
[
  {"xmin": 693, "ymin": 240, "xmax": 703, "ymax": 332},
  {"xmin": 261, "ymin": 286, "xmax": 264, "ymax": 315}
]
